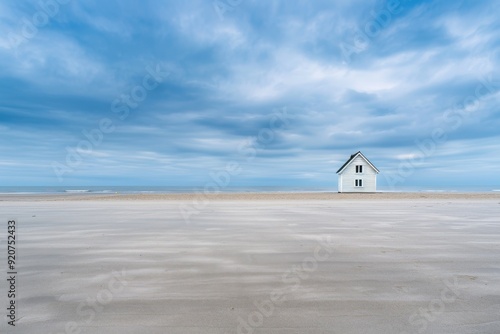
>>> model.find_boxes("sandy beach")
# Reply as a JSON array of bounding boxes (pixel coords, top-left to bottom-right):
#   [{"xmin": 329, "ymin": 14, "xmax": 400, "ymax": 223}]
[
  {"xmin": 1, "ymin": 193, "xmax": 499, "ymax": 333},
  {"xmin": 2, "ymin": 191, "xmax": 500, "ymax": 201}
]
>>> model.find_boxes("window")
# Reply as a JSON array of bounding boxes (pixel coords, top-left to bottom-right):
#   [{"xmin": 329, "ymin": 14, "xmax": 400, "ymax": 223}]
[
  {"xmin": 355, "ymin": 179, "xmax": 363, "ymax": 187},
  {"xmin": 355, "ymin": 165, "xmax": 363, "ymax": 173}
]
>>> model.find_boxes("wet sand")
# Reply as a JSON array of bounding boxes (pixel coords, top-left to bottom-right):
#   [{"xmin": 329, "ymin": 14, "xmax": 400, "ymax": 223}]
[{"xmin": 1, "ymin": 195, "xmax": 499, "ymax": 333}]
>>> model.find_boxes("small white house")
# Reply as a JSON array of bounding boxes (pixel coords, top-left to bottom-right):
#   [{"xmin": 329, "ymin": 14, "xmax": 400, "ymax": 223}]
[{"xmin": 336, "ymin": 151, "xmax": 379, "ymax": 193}]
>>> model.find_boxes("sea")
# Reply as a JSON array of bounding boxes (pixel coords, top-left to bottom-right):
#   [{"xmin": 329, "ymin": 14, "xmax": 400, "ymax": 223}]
[{"xmin": 0, "ymin": 186, "xmax": 499, "ymax": 195}]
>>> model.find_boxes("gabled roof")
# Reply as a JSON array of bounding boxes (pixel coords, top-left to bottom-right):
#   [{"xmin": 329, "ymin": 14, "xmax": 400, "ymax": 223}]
[{"xmin": 336, "ymin": 151, "xmax": 380, "ymax": 174}]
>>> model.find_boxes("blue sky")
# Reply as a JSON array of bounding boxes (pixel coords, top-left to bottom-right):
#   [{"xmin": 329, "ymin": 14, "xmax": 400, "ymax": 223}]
[{"xmin": 1, "ymin": 0, "xmax": 499, "ymax": 189}]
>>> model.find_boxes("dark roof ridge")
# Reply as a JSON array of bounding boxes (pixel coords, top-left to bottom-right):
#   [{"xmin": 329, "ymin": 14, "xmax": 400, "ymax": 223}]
[{"xmin": 336, "ymin": 151, "xmax": 379, "ymax": 174}]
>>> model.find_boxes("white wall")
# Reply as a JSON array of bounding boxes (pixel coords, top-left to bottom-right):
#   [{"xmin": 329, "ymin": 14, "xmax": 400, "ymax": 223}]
[{"xmin": 338, "ymin": 156, "xmax": 377, "ymax": 192}]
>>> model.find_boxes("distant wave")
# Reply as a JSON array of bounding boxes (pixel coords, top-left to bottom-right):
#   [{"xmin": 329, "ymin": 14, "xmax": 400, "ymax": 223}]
[
  {"xmin": 65, "ymin": 189, "xmax": 116, "ymax": 193},
  {"xmin": 492, "ymin": 190, "xmax": 500, "ymax": 192}
]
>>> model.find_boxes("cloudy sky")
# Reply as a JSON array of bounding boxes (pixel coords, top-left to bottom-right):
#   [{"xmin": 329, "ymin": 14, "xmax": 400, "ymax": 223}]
[{"xmin": 1, "ymin": 0, "xmax": 499, "ymax": 189}]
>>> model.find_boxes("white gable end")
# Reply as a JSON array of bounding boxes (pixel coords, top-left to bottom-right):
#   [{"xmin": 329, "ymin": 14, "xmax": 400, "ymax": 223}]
[{"xmin": 337, "ymin": 152, "xmax": 379, "ymax": 193}]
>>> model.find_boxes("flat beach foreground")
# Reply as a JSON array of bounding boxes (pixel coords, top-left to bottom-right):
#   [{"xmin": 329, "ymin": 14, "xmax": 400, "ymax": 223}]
[{"xmin": 1, "ymin": 193, "xmax": 500, "ymax": 333}]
